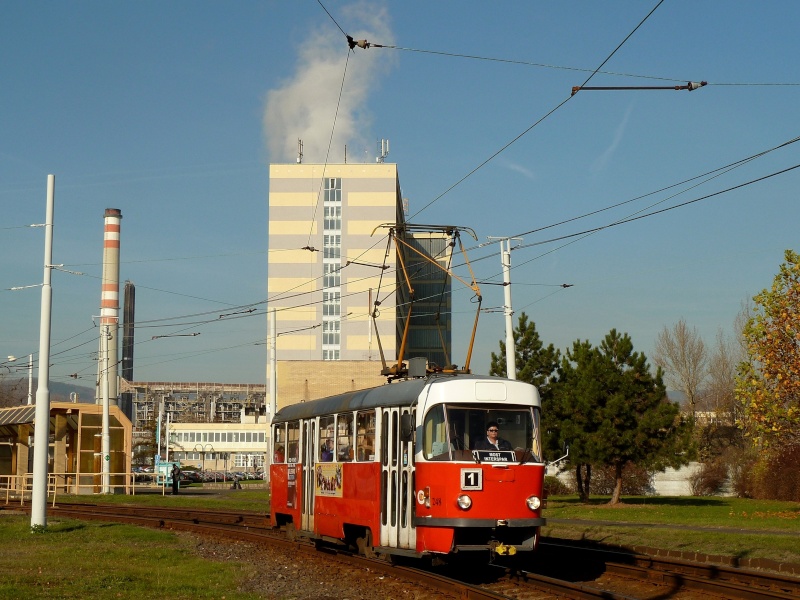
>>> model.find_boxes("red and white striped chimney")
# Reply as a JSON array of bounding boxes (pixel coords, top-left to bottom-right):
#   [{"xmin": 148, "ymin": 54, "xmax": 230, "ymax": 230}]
[{"xmin": 96, "ymin": 208, "xmax": 122, "ymax": 406}]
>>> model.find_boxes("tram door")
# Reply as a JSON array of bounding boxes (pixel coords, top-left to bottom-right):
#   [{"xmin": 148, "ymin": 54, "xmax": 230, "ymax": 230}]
[
  {"xmin": 379, "ymin": 406, "xmax": 416, "ymax": 550},
  {"xmin": 301, "ymin": 419, "xmax": 316, "ymax": 532}
]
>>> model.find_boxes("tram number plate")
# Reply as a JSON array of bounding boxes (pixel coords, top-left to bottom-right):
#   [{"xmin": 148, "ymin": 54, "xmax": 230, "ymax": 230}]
[{"xmin": 461, "ymin": 468, "xmax": 483, "ymax": 491}]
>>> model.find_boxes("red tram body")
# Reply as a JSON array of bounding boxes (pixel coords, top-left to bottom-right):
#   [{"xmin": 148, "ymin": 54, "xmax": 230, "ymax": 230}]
[{"xmin": 269, "ymin": 374, "xmax": 546, "ymax": 561}]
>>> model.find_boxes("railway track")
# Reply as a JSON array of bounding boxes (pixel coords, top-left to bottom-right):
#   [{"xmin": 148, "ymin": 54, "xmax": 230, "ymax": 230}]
[
  {"xmin": 5, "ymin": 502, "xmax": 799, "ymax": 599},
  {"xmin": 531, "ymin": 540, "xmax": 800, "ymax": 599}
]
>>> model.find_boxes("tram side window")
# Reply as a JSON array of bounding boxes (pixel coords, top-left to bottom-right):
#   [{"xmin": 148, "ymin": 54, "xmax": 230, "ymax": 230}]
[
  {"xmin": 337, "ymin": 413, "xmax": 353, "ymax": 462},
  {"xmin": 319, "ymin": 416, "xmax": 335, "ymax": 462},
  {"xmin": 423, "ymin": 404, "xmax": 449, "ymax": 460},
  {"xmin": 273, "ymin": 424, "xmax": 286, "ymax": 463},
  {"xmin": 356, "ymin": 411, "xmax": 375, "ymax": 461},
  {"xmin": 286, "ymin": 421, "xmax": 300, "ymax": 464}
]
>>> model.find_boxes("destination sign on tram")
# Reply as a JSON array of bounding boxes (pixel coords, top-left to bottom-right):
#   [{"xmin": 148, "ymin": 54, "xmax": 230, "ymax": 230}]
[{"xmin": 472, "ymin": 450, "xmax": 514, "ymax": 463}]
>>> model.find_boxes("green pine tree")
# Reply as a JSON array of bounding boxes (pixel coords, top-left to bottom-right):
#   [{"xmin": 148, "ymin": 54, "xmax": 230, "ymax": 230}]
[
  {"xmin": 489, "ymin": 312, "xmax": 559, "ymax": 393},
  {"xmin": 552, "ymin": 330, "xmax": 695, "ymax": 504}
]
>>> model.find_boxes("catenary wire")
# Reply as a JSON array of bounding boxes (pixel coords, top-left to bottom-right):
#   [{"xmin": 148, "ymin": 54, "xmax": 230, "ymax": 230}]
[{"xmin": 408, "ymin": 0, "xmax": 665, "ymax": 220}]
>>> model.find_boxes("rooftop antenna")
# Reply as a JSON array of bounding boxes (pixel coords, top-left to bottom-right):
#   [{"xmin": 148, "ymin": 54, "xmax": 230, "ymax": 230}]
[
  {"xmin": 297, "ymin": 139, "xmax": 303, "ymax": 164},
  {"xmin": 376, "ymin": 138, "xmax": 389, "ymax": 163}
]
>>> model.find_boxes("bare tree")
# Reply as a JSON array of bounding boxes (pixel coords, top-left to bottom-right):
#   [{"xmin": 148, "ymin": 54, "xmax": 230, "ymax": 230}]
[
  {"xmin": 0, "ymin": 375, "xmax": 26, "ymax": 408},
  {"xmin": 729, "ymin": 298, "xmax": 753, "ymax": 428},
  {"xmin": 704, "ymin": 329, "xmax": 741, "ymax": 424},
  {"xmin": 653, "ymin": 319, "xmax": 708, "ymax": 418}
]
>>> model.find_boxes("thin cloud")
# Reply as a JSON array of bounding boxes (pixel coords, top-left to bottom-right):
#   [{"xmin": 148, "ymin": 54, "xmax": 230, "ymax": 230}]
[
  {"xmin": 592, "ymin": 103, "xmax": 633, "ymax": 173},
  {"xmin": 501, "ymin": 159, "xmax": 537, "ymax": 180}
]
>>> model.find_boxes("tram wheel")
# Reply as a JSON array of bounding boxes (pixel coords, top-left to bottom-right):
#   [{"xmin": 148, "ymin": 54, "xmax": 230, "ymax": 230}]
[{"xmin": 355, "ymin": 529, "xmax": 376, "ymax": 559}]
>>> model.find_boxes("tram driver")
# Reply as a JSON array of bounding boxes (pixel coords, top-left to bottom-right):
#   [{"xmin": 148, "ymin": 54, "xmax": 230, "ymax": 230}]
[{"xmin": 472, "ymin": 421, "xmax": 513, "ymax": 451}]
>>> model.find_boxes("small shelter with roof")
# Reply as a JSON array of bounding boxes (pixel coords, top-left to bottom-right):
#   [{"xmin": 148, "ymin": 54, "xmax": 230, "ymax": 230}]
[{"xmin": 0, "ymin": 401, "xmax": 131, "ymax": 495}]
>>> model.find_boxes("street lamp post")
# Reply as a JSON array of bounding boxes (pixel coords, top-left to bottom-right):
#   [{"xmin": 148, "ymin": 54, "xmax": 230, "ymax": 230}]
[
  {"xmin": 5, "ymin": 355, "xmax": 34, "ymax": 405},
  {"xmin": 194, "ymin": 443, "xmax": 213, "ymax": 480}
]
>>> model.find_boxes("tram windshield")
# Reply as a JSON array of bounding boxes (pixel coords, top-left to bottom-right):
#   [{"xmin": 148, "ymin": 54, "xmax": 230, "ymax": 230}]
[{"xmin": 422, "ymin": 404, "xmax": 542, "ymax": 463}]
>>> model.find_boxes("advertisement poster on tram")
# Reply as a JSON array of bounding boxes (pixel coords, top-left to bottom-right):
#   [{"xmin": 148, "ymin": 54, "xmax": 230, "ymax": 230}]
[{"xmin": 314, "ymin": 463, "xmax": 342, "ymax": 497}]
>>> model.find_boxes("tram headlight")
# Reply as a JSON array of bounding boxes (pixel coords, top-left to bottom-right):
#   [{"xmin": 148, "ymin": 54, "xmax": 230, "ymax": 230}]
[
  {"xmin": 526, "ymin": 495, "xmax": 542, "ymax": 511},
  {"xmin": 457, "ymin": 494, "xmax": 472, "ymax": 510}
]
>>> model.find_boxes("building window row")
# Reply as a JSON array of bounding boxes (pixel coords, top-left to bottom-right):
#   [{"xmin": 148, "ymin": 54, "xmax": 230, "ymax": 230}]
[
  {"xmin": 323, "ymin": 178, "xmax": 342, "ymax": 361},
  {"xmin": 324, "ymin": 205, "xmax": 342, "ymax": 231},
  {"xmin": 170, "ymin": 452, "xmax": 264, "ymax": 469},
  {"xmin": 235, "ymin": 453, "xmax": 264, "ymax": 468},
  {"xmin": 172, "ymin": 431, "xmax": 265, "ymax": 444},
  {"xmin": 324, "ymin": 178, "xmax": 341, "ymax": 204},
  {"xmin": 322, "ymin": 320, "xmax": 341, "ymax": 346},
  {"xmin": 322, "ymin": 292, "xmax": 341, "ymax": 316},
  {"xmin": 323, "ymin": 263, "xmax": 341, "ymax": 288},
  {"xmin": 323, "ymin": 234, "xmax": 341, "ymax": 259}
]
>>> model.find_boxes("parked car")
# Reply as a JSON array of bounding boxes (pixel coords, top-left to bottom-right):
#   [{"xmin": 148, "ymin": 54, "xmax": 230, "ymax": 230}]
[{"xmin": 183, "ymin": 471, "xmax": 203, "ymax": 483}]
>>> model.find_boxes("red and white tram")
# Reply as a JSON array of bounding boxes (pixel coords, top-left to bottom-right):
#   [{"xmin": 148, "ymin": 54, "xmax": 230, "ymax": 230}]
[{"xmin": 269, "ymin": 374, "xmax": 546, "ymax": 561}]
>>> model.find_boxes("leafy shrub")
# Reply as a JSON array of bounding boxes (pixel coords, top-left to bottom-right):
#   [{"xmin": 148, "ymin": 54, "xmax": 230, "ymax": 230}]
[
  {"xmin": 729, "ymin": 451, "xmax": 757, "ymax": 498},
  {"xmin": 750, "ymin": 444, "xmax": 800, "ymax": 501},
  {"xmin": 688, "ymin": 460, "xmax": 728, "ymax": 496},
  {"xmin": 543, "ymin": 475, "xmax": 572, "ymax": 496}
]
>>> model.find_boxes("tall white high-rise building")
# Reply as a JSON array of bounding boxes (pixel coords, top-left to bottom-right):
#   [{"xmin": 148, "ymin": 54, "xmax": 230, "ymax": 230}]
[{"xmin": 267, "ymin": 162, "xmax": 451, "ymax": 407}]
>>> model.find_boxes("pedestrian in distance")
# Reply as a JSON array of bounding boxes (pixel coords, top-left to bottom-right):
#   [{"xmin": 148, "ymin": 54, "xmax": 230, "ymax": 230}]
[{"xmin": 171, "ymin": 463, "xmax": 181, "ymax": 495}]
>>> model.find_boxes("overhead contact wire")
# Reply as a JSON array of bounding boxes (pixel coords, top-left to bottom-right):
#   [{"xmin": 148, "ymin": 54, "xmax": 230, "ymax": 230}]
[{"xmin": 409, "ymin": 0, "xmax": 665, "ymax": 220}]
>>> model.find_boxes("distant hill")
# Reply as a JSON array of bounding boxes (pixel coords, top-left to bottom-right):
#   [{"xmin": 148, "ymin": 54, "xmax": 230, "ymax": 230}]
[
  {"xmin": 0, "ymin": 378, "xmax": 95, "ymax": 404},
  {"xmin": 50, "ymin": 380, "xmax": 96, "ymax": 403}
]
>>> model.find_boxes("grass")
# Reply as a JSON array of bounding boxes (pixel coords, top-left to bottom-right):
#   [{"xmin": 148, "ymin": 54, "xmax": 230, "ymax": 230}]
[
  {"xmin": 56, "ymin": 485, "xmax": 269, "ymax": 514},
  {"xmin": 0, "ymin": 514, "xmax": 264, "ymax": 600},
  {"xmin": 3, "ymin": 491, "xmax": 798, "ymax": 599},
  {"xmin": 542, "ymin": 495, "xmax": 800, "ymax": 565},
  {"xmin": 545, "ymin": 496, "xmax": 800, "ymax": 529}
]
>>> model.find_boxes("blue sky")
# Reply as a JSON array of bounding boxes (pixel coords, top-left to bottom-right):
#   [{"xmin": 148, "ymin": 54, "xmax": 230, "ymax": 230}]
[{"xmin": 2, "ymin": 1, "xmax": 799, "ymax": 390}]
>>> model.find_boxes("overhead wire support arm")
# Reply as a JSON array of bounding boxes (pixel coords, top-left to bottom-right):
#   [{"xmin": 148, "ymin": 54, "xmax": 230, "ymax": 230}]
[
  {"xmin": 151, "ymin": 333, "xmax": 201, "ymax": 340},
  {"xmin": 346, "ymin": 36, "xmax": 384, "ymax": 50},
  {"xmin": 571, "ymin": 81, "xmax": 707, "ymax": 95}
]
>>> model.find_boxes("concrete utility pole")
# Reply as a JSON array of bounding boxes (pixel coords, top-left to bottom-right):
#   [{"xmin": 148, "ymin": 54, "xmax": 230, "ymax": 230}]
[
  {"xmin": 502, "ymin": 239, "xmax": 516, "ymax": 380},
  {"xmin": 31, "ymin": 174, "xmax": 55, "ymax": 530},
  {"xmin": 489, "ymin": 237, "xmax": 522, "ymax": 380},
  {"xmin": 102, "ymin": 323, "xmax": 111, "ymax": 493},
  {"xmin": 27, "ymin": 354, "xmax": 33, "ymax": 405},
  {"xmin": 164, "ymin": 411, "xmax": 171, "ymax": 462},
  {"xmin": 269, "ymin": 308, "xmax": 277, "ymax": 423}
]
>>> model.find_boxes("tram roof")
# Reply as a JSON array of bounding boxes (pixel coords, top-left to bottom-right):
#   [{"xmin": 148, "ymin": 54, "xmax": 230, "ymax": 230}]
[
  {"xmin": 273, "ymin": 377, "xmax": 429, "ymax": 423},
  {"xmin": 272, "ymin": 374, "xmax": 535, "ymax": 423}
]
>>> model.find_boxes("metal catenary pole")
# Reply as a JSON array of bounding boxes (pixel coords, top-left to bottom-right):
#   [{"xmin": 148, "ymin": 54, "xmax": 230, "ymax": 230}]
[{"xmin": 31, "ymin": 174, "xmax": 55, "ymax": 530}]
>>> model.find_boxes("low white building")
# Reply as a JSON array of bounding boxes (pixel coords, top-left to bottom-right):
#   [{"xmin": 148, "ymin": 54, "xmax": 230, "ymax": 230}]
[{"xmin": 167, "ymin": 410, "xmax": 269, "ymax": 475}]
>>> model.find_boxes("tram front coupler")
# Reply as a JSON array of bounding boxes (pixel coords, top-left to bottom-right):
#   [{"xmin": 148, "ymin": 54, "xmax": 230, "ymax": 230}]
[{"xmin": 489, "ymin": 540, "xmax": 517, "ymax": 559}]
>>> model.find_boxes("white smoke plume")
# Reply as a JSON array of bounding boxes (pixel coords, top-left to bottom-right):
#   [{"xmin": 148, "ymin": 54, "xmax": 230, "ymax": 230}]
[{"xmin": 263, "ymin": 2, "xmax": 395, "ymax": 163}]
